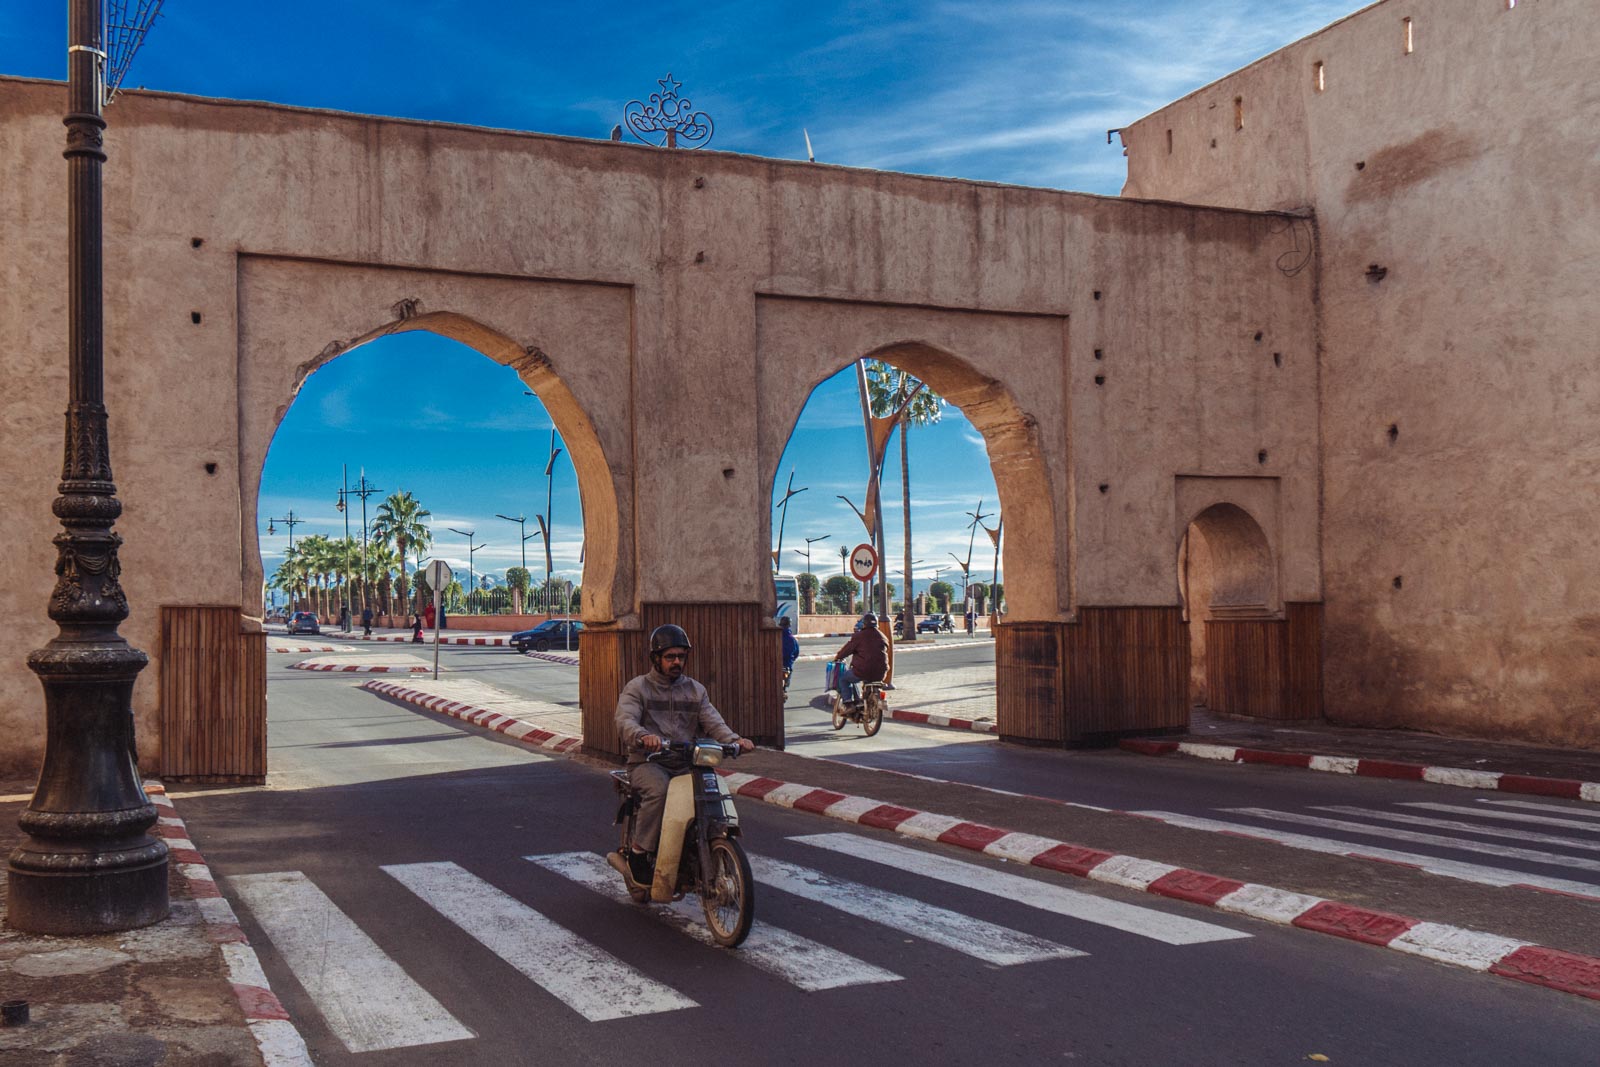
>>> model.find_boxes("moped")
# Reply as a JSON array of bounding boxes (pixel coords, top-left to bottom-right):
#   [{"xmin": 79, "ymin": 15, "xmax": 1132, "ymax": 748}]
[
  {"xmin": 832, "ymin": 680, "xmax": 886, "ymax": 736},
  {"xmin": 607, "ymin": 740, "xmax": 755, "ymax": 947}
]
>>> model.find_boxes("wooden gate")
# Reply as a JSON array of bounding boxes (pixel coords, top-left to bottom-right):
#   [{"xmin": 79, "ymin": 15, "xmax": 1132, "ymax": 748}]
[{"xmin": 159, "ymin": 605, "xmax": 267, "ymax": 782}]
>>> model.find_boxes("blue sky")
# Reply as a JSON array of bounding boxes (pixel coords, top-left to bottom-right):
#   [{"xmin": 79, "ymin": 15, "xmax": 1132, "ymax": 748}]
[{"xmin": 3, "ymin": 1, "xmax": 1357, "ymax": 596}]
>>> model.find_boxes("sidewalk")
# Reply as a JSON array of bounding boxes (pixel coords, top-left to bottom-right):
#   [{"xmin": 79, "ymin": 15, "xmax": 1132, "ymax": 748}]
[
  {"xmin": 0, "ymin": 782, "xmax": 304, "ymax": 1066},
  {"xmin": 1122, "ymin": 709, "xmax": 1600, "ymax": 803}
]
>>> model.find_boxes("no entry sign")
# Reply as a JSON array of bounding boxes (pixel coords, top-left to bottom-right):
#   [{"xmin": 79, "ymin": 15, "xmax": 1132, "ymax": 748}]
[{"xmin": 849, "ymin": 543, "xmax": 879, "ymax": 582}]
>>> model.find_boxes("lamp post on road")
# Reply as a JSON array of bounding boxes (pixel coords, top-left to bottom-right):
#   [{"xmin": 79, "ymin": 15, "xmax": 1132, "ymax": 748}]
[
  {"xmin": 8, "ymin": 0, "xmax": 169, "ymax": 934},
  {"xmin": 799, "ymin": 534, "xmax": 829, "ymax": 576},
  {"xmin": 337, "ymin": 469, "xmax": 381, "ymax": 616},
  {"xmin": 267, "ymin": 510, "xmax": 303, "ymax": 550},
  {"xmin": 495, "ymin": 513, "xmax": 531, "ymax": 612},
  {"xmin": 447, "ymin": 528, "xmax": 486, "ymax": 614}
]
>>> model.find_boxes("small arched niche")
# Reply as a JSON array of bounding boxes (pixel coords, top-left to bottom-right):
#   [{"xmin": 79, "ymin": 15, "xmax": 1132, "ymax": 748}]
[{"xmin": 1178, "ymin": 502, "xmax": 1277, "ymax": 709}]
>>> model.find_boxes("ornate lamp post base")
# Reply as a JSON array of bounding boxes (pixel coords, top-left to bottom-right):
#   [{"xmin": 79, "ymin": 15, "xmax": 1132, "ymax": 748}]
[{"xmin": 7, "ymin": 643, "xmax": 168, "ymax": 935}]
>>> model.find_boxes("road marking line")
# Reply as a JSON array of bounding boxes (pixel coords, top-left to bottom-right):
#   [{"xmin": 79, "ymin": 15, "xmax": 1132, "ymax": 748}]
[
  {"xmin": 1476, "ymin": 798, "xmax": 1600, "ymax": 821},
  {"xmin": 383, "ymin": 861, "xmax": 695, "ymax": 1021},
  {"xmin": 1229, "ymin": 807, "xmax": 1600, "ymax": 875},
  {"xmin": 791, "ymin": 833, "xmax": 1249, "ymax": 945},
  {"xmin": 528, "ymin": 852, "xmax": 902, "ymax": 991},
  {"xmin": 749, "ymin": 855, "xmax": 1084, "ymax": 966},
  {"xmin": 1316, "ymin": 805, "xmax": 1600, "ymax": 852},
  {"xmin": 229, "ymin": 871, "xmax": 473, "ymax": 1053},
  {"xmin": 1137, "ymin": 811, "xmax": 1600, "ymax": 896},
  {"xmin": 1408, "ymin": 802, "xmax": 1600, "ymax": 833}
]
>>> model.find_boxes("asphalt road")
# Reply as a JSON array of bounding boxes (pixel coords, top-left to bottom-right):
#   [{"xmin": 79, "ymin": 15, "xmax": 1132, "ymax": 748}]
[{"xmin": 169, "ymin": 647, "xmax": 1600, "ymax": 1065}]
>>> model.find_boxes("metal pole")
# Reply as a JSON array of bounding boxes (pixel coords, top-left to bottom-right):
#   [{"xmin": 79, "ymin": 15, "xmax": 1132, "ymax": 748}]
[
  {"xmin": 7, "ymin": 0, "xmax": 169, "ymax": 933},
  {"xmin": 340, "ymin": 465, "xmax": 350, "ymax": 628},
  {"xmin": 359, "ymin": 469, "xmax": 369, "ymax": 617}
]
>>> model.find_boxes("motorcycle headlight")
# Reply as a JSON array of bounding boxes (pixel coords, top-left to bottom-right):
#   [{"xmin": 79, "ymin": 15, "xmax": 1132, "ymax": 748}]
[{"xmin": 692, "ymin": 740, "xmax": 725, "ymax": 767}]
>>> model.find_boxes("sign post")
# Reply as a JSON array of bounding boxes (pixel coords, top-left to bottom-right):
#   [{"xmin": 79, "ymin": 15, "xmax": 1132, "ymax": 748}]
[
  {"xmin": 425, "ymin": 559, "xmax": 453, "ymax": 680},
  {"xmin": 848, "ymin": 543, "xmax": 893, "ymax": 678}
]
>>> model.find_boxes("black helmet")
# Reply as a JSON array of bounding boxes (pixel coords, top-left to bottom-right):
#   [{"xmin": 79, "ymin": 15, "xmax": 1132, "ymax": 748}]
[
  {"xmin": 649, "ymin": 623, "xmax": 692, "ymax": 655},
  {"xmin": 860, "ymin": 612, "xmax": 877, "ymax": 625}
]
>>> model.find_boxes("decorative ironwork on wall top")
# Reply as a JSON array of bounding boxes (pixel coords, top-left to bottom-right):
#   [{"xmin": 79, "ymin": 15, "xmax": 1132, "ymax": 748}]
[{"xmin": 624, "ymin": 73, "xmax": 714, "ymax": 149}]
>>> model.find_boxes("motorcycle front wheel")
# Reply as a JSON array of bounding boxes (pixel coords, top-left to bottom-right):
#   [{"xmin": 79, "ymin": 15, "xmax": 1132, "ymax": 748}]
[
  {"xmin": 863, "ymin": 690, "xmax": 885, "ymax": 736},
  {"xmin": 831, "ymin": 698, "xmax": 847, "ymax": 730},
  {"xmin": 702, "ymin": 837, "xmax": 755, "ymax": 947}
]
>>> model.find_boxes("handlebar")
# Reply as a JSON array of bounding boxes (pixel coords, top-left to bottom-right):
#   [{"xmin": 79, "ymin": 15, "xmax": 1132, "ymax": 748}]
[{"xmin": 643, "ymin": 739, "xmax": 744, "ymax": 762}]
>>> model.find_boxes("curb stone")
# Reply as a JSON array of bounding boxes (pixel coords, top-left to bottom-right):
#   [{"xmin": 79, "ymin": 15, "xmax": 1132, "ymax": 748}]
[
  {"xmin": 890, "ymin": 709, "xmax": 998, "ymax": 734},
  {"xmin": 288, "ymin": 662, "xmax": 431, "ymax": 673},
  {"xmin": 361, "ymin": 679, "xmax": 585, "ymax": 754},
  {"xmin": 144, "ymin": 781, "xmax": 313, "ymax": 1067},
  {"xmin": 1120, "ymin": 739, "xmax": 1600, "ymax": 806},
  {"xmin": 357, "ymin": 685, "xmax": 1600, "ymax": 1003}
]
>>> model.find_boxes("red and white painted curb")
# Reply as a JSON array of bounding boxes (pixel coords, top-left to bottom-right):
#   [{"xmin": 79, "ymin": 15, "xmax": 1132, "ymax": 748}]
[
  {"xmin": 890, "ymin": 709, "xmax": 998, "ymax": 734},
  {"xmin": 270, "ymin": 645, "xmax": 339, "ymax": 653},
  {"xmin": 524, "ymin": 650, "xmax": 580, "ymax": 666},
  {"xmin": 794, "ymin": 638, "xmax": 991, "ymax": 663},
  {"xmin": 710, "ymin": 769, "xmax": 1600, "ymax": 1003},
  {"xmin": 288, "ymin": 662, "xmax": 432, "ymax": 673},
  {"xmin": 362, "ymin": 633, "xmax": 510, "ymax": 646},
  {"xmin": 1121, "ymin": 738, "xmax": 1600, "ymax": 806},
  {"xmin": 361, "ymin": 679, "xmax": 585, "ymax": 755},
  {"xmin": 144, "ymin": 781, "xmax": 313, "ymax": 1067}
]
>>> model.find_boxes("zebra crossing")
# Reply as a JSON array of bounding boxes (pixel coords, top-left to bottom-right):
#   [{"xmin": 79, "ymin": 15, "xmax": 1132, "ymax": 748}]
[
  {"xmin": 1134, "ymin": 795, "xmax": 1600, "ymax": 899},
  {"xmin": 228, "ymin": 833, "xmax": 1250, "ymax": 1055}
]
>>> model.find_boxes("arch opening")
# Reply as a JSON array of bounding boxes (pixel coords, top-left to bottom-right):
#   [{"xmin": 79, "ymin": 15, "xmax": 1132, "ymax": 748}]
[
  {"xmin": 1178, "ymin": 502, "xmax": 1279, "ymax": 715},
  {"xmin": 766, "ymin": 339, "xmax": 1057, "ymax": 746}
]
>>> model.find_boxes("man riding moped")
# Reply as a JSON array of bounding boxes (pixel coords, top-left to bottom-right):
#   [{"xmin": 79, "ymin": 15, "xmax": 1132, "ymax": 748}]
[
  {"xmin": 609, "ymin": 624, "xmax": 754, "ymax": 891},
  {"xmin": 830, "ymin": 612, "xmax": 889, "ymax": 733}
]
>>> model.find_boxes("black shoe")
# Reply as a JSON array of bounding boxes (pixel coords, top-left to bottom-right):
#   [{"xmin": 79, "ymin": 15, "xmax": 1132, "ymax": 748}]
[{"xmin": 627, "ymin": 850, "xmax": 655, "ymax": 885}]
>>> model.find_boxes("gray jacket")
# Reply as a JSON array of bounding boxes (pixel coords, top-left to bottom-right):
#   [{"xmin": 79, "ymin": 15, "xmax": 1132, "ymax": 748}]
[{"xmin": 615, "ymin": 669, "xmax": 740, "ymax": 764}]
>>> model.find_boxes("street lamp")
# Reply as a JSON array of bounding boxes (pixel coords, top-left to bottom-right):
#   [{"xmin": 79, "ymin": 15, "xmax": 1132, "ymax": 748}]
[
  {"xmin": 772, "ymin": 471, "xmax": 808, "ymax": 574},
  {"xmin": 495, "ymin": 513, "xmax": 535, "ymax": 613},
  {"xmin": 337, "ymin": 468, "xmax": 382, "ymax": 618},
  {"xmin": 539, "ymin": 430, "xmax": 563, "ymax": 614},
  {"xmin": 800, "ymin": 534, "xmax": 830, "ymax": 576},
  {"xmin": 267, "ymin": 509, "xmax": 303, "ymax": 549},
  {"xmin": 447, "ymin": 528, "xmax": 486, "ymax": 613},
  {"xmin": 8, "ymin": 0, "xmax": 169, "ymax": 933}
]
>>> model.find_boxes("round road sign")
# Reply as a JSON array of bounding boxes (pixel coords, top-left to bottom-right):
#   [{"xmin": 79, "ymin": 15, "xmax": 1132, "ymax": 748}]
[{"xmin": 849, "ymin": 543, "xmax": 879, "ymax": 582}]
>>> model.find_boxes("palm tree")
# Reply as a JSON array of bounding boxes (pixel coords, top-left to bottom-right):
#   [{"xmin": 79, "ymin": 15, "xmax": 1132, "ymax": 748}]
[
  {"xmin": 865, "ymin": 360, "xmax": 944, "ymax": 639},
  {"xmin": 270, "ymin": 546, "xmax": 311, "ymax": 611},
  {"xmin": 372, "ymin": 491, "xmax": 432, "ymax": 612},
  {"xmin": 364, "ymin": 542, "xmax": 401, "ymax": 616}
]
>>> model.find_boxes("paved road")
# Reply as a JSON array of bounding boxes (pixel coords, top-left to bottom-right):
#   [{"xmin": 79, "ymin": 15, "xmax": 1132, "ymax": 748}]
[{"xmin": 170, "ymin": 649, "xmax": 1600, "ymax": 1064}]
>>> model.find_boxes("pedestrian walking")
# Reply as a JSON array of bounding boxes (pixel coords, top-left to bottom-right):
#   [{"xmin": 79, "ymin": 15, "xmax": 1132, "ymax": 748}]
[
  {"xmin": 438, "ymin": 603, "xmax": 448, "ymax": 630},
  {"xmin": 964, "ymin": 606, "xmax": 975, "ymax": 636},
  {"xmin": 339, "ymin": 603, "xmax": 351, "ymax": 633},
  {"xmin": 424, "ymin": 602, "xmax": 436, "ymax": 629},
  {"xmin": 361, "ymin": 605, "xmax": 373, "ymax": 638},
  {"xmin": 411, "ymin": 612, "xmax": 424, "ymax": 643}
]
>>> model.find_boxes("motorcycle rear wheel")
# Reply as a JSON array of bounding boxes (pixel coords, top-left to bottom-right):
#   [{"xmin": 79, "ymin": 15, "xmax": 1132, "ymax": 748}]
[
  {"xmin": 863, "ymin": 690, "xmax": 884, "ymax": 736},
  {"xmin": 702, "ymin": 837, "xmax": 755, "ymax": 947}
]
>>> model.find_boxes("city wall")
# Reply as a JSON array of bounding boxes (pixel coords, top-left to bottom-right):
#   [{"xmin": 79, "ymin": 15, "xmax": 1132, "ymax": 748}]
[
  {"xmin": 1122, "ymin": 0, "xmax": 1600, "ymax": 746},
  {"xmin": 0, "ymin": 76, "xmax": 1319, "ymax": 772}
]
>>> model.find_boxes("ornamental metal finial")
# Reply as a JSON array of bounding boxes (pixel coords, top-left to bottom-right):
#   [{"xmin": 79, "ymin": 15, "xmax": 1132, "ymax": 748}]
[{"xmin": 623, "ymin": 73, "xmax": 714, "ymax": 149}]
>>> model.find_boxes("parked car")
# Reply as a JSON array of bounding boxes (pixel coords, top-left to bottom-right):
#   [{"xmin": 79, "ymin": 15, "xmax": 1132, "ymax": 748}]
[
  {"xmin": 917, "ymin": 614, "xmax": 954, "ymax": 634},
  {"xmin": 511, "ymin": 619, "xmax": 584, "ymax": 653},
  {"xmin": 287, "ymin": 611, "xmax": 321, "ymax": 635}
]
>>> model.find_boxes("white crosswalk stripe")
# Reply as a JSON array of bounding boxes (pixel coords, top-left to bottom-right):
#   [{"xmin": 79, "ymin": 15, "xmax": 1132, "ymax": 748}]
[
  {"xmin": 1135, "ymin": 811, "xmax": 1600, "ymax": 897},
  {"xmin": 749, "ymin": 855, "xmax": 1086, "ymax": 965},
  {"xmin": 789, "ymin": 832, "xmax": 1251, "ymax": 946},
  {"xmin": 383, "ymin": 861, "xmax": 696, "ymax": 1021},
  {"xmin": 528, "ymin": 851, "xmax": 903, "ymax": 991},
  {"xmin": 1316, "ymin": 805, "xmax": 1600, "ymax": 853},
  {"xmin": 1225, "ymin": 807, "xmax": 1600, "ymax": 875},
  {"xmin": 229, "ymin": 871, "xmax": 474, "ymax": 1053},
  {"xmin": 1469, "ymin": 798, "xmax": 1600, "ymax": 823}
]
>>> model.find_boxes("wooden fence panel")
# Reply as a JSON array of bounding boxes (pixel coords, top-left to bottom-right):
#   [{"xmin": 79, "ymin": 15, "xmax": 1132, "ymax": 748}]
[
  {"xmin": 159, "ymin": 605, "xmax": 266, "ymax": 782},
  {"xmin": 995, "ymin": 622, "xmax": 1065, "ymax": 743}
]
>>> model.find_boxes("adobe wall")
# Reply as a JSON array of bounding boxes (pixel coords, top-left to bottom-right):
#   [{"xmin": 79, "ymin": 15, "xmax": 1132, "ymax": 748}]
[
  {"xmin": 1122, "ymin": 0, "xmax": 1600, "ymax": 747},
  {"xmin": 0, "ymin": 77, "xmax": 1317, "ymax": 771}
]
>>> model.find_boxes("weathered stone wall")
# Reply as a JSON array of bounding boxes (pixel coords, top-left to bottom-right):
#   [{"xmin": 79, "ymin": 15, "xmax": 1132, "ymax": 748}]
[
  {"xmin": 1123, "ymin": 0, "xmax": 1600, "ymax": 747},
  {"xmin": 0, "ymin": 77, "xmax": 1318, "ymax": 771}
]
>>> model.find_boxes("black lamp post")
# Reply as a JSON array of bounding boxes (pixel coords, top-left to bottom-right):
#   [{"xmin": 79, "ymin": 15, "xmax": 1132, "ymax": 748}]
[{"xmin": 7, "ymin": 0, "xmax": 168, "ymax": 933}]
